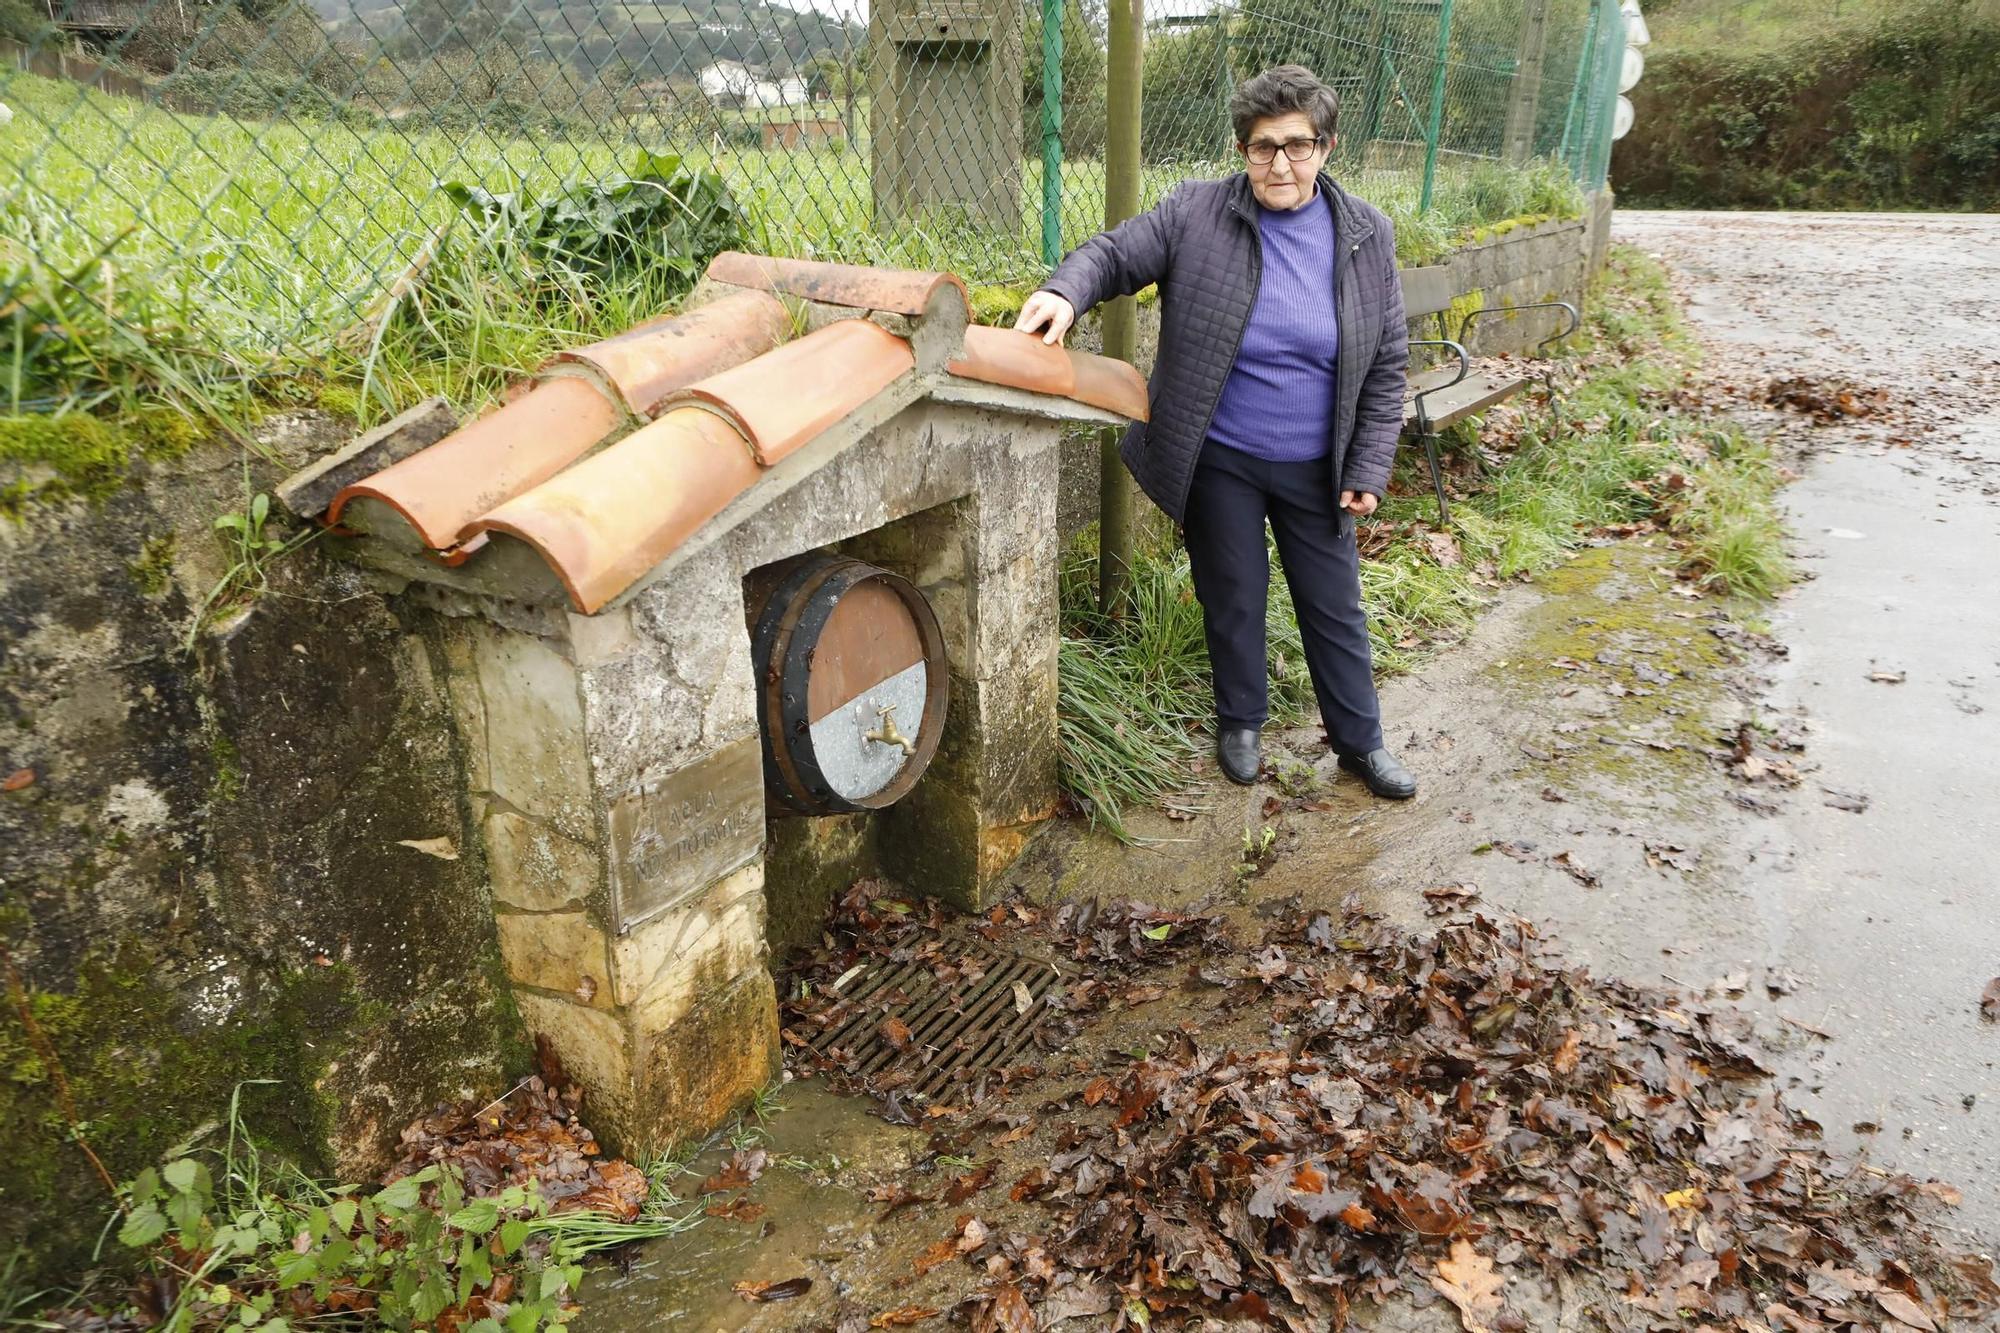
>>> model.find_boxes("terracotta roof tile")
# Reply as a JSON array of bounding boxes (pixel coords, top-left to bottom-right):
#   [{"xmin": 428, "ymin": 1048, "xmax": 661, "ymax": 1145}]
[
  {"xmin": 467, "ymin": 407, "xmax": 760, "ymax": 615},
  {"xmin": 706, "ymin": 251, "xmax": 969, "ymax": 317},
  {"xmin": 555, "ymin": 288, "xmax": 792, "ymax": 418},
  {"xmin": 327, "ymin": 375, "xmax": 625, "ymax": 548},
  {"xmin": 946, "ymin": 325, "xmax": 1149, "ymax": 422},
  {"xmin": 319, "ymin": 254, "xmax": 1144, "ymax": 616},
  {"xmin": 663, "ymin": 319, "xmax": 916, "ymax": 467}
]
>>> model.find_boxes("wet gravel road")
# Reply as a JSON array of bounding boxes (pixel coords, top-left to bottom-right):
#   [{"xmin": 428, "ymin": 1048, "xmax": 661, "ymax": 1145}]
[{"xmin": 1610, "ymin": 211, "xmax": 2000, "ymax": 1238}]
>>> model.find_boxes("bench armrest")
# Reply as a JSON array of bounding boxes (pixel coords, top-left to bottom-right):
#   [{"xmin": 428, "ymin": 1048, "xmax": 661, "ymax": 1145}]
[
  {"xmin": 1407, "ymin": 338, "xmax": 1469, "ymax": 434},
  {"xmin": 1457, "ymin": 300, "xmax": 1581, "ymax": 357}
]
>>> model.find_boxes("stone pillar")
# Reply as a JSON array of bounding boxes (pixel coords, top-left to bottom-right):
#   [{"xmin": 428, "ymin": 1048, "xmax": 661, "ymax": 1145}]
[
  {"xmin": 870, "ymin": 405, "xmax": 1062, "ymax": 909},
  {"xmin": 870, "ymin": 0, "xmax": 1024, "ymax": 229},
  {"xmin": 437, "ymin": 560, "xmax": 779, "ymax": 1152}
]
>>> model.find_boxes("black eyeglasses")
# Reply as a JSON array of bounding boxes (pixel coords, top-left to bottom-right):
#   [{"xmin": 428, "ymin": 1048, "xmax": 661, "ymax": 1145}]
[{"xmin": 1242, "ymin": 136, "xmax": 1325, "ymax": 165}]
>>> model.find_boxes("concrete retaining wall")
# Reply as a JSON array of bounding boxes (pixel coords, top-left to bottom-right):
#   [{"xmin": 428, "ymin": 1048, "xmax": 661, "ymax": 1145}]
[{"xmin": 0, "ymin": 421, "xmax": 524, "ymax": 1285}]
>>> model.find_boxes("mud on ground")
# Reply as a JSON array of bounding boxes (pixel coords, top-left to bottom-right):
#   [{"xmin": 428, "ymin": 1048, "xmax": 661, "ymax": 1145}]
[{"xmin": 576, "ymin": 215, "xmax": 2000, "ymax": 1331}]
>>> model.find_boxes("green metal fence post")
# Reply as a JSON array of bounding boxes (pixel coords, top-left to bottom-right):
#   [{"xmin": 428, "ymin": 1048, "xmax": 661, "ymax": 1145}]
[
  {"xmin": 1557, "ymin": 0, "xmax": 1603, "ymax": 172},
  {"xmin": 1040, "ymin": 0, "xmax": 1064, "ymax": 269},
  {"xmin": 1416, "ymin": 0, "xmax": 1457, "ymax": 215},
  {"xmin": 1098, "ymin": 0, "xmax": 1142, "ymax": 619}
]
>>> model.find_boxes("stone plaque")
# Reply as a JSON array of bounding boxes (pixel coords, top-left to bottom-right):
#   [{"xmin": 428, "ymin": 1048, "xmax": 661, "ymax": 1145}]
[{"xmin": 609, "ymin": 737, "xmax": 763, "ymax": 931}]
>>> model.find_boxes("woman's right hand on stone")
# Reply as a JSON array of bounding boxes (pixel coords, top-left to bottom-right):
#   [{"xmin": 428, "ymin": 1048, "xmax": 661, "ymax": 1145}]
[{"xmin": 1014, "ymin": 292, "xmax": 1076, "ymax": 346}]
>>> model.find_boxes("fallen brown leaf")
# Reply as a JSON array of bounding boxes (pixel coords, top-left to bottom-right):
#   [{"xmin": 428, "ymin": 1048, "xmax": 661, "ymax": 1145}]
[
  {"xmin": 703, "ymin": 1147, "xmax": 768, "ymax": 1193},
  {"xmin": 871, "ymin": 1306, "xmax": 941, "ymax": 1328},
  {"xmin": 706, "ymin": 1197, "xmax": 766, "ymax": 1223},
  {"xmin": 1429, "ymin": 1240, "xmax": 1506, "ymax": 1333},
  {"xmin": 1877, "ymin": 1290, "xmax": 1939, "ymax": 1331},
  {"xmin": 912, "ymin": 1238, "xmax": 957, "ymax": 1275}
]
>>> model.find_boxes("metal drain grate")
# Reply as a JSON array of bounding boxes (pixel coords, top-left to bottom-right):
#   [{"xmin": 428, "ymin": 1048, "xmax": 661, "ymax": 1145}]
[{"xmin": 809, "ymin": 942, "xmax": 1070, "ymax": 1099}]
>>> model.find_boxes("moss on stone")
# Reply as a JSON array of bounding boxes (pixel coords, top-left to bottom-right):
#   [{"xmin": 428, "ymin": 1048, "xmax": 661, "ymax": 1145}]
[
  {"xmin": 0, "ymin": 406, "xmax": 203, "ymax": 517},
  {"xmin": 0, "ymin": 412, "xmax": 131, "ymax": 512},
  {"xmin": 207, "ymin": 728, "xmax": 244, "ymax": 805},
  {"xmin": 0, "ymin": 938, "xmax": 366, "ymax": 1283},
  {"xmin": 1460, "ymin": 211, "xmax": 1560, "ymax": 246},
  {"xmin": 314, "ymin": 382, "xmax": 363, "ymax": 422},
  {"xmin": 129, "ymin": 534, "xmax": 177, "ymax": 597},
  {"xmin": 1497, "ymin": 544, "xmax": 1734, "ymax": 803},
  {"xmin": 968, "ymin": 283, "xmax": 1031, "ymax": 327}
]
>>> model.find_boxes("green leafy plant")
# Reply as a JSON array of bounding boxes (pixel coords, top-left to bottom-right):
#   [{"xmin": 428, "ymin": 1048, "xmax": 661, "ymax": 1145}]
[
  {"xmin": 442, "ymin": 152, "xmax": 745, "ymax": 284},
  {"xmin": 1235, "ymin": 824, "xmax": 1278, "ymax": 883},
  {"xmin": 186, "ymin": 491, "xmax": 318, "ymax": 649},
  {"xmin": 117, "ymin": 1156, "xmax": 581, "ymax": 1332}
]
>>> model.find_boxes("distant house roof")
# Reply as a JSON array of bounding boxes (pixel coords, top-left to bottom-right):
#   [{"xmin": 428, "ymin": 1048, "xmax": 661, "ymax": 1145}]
[{"xmin": 315, "ymin": 253, "xmax": 1147, "ymax": 615}]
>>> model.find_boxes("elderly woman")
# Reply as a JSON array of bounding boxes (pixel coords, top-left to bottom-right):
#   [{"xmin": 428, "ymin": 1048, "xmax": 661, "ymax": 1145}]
[{"xmin": 1016, "ymin": 64, "xmax": 1416, "ymax": 799}]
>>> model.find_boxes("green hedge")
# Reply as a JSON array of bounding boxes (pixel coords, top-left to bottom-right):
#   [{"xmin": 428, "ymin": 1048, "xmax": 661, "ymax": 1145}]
[{"xmin": 1612, "ymin": 0, "xmax": 2000, "ymax": 210}]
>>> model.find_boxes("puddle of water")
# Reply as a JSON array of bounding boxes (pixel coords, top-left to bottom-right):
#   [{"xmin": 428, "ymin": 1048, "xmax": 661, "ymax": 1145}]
[{"xmin": 576, "ymin": 1084, "xmax": 922, "ymax": 1331}]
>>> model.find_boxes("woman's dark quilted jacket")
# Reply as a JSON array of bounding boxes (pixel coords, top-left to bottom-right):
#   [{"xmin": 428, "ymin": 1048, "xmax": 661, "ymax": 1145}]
[{"xmin": 1039, "ymin": 171, "xmax": 1407, "ymax": 525}]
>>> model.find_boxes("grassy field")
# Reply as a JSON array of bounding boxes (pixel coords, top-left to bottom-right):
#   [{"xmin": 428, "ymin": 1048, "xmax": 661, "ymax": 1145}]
[{"xmin": 0, "ymin": 70, "xmax": 1582, "ymax": 420}]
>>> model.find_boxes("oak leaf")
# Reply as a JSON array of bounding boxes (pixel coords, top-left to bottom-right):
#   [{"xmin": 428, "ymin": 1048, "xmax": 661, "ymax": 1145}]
[{"xmin": 1429, "ymin": 1240, "xmax": 1506, "ymax": 1333}]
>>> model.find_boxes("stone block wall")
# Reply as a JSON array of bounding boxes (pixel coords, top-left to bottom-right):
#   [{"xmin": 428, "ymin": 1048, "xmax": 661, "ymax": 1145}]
[{"xmin": 0, "ymin": 426, "xmax": 525, "ymax": 1285}]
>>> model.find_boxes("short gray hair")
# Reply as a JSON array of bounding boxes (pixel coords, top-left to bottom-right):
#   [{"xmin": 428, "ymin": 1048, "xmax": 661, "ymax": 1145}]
[{"xmin": 1228, "ymin": 65, "xmax": 1339, "ymax": 146}]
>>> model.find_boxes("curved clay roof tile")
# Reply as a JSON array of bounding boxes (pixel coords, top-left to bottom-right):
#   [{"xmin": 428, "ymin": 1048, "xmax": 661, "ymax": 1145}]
[
  {"xmin": 663, "ymin": 319, "xmax": 916, "ymax": 467},
  {"xmin": 467, "ymin": 407, "xmax": 760, "ymax": 615},
  {"xmin": 946, "ymin": 325, "xmax": 1149, "ymax": 422},
  {"xmin": 706, "ymin": 251, "xmax": 969, "ymax": 318},
  {"xmin": 555, "ymin": 288, "xmax": 792, "ymax": 418},
  {"xmin": 327, "ymin": 375, "xmax": 625, "ymax": 548}
]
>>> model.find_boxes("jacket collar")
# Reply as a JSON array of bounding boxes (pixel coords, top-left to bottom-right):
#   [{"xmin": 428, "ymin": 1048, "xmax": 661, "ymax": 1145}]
[{"xmin": 1226, "ymin": 170, "xmax": 1376, "ymax": 246}]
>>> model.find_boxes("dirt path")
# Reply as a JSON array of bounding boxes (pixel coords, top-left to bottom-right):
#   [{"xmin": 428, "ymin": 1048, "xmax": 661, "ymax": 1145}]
[{"xmin": 577, "ymin": 216, "xmax": 2000, "ymax": 1329}]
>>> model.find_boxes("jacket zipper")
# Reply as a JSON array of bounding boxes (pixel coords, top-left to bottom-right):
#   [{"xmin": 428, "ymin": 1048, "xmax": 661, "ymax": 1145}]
[{"xmin": 1331, "ymin": 233, "xmax": 1364, "ymax": 517}]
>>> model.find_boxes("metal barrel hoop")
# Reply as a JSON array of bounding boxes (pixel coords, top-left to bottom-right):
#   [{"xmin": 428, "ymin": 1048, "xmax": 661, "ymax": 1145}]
[{"xmin": 751, "ymin": 554, "xmax": 949, "ymax": 817}]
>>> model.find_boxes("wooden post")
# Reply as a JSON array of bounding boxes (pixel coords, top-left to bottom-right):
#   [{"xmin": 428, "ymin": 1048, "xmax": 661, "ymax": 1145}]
[
  {"xmin": 1097, "ymin": 0, "xmax": 1142, "ymax": 619},
  {"xmin": 1501, "ymin": 0, "xmax": 1552, "ymax": 163}
]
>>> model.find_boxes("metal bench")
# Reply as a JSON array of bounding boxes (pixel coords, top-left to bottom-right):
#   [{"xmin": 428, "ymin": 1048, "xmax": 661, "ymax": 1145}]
[{"xmin": 1397, "ymin": 263, "xmax": 1579, "ymax": 524}]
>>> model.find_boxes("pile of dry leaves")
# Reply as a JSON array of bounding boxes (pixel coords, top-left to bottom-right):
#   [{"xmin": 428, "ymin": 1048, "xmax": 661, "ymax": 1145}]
[
  {"xmin": 384, "ymin": 1061, "xmax": 649, "ymax": 1220},
  {"xmin": 1765, "ymin": 377, "xmax": 1893, "ymax": 425},
  {"xmin": 789, "ymin": 889, "xmax": 1995, "ymax": 1333}
]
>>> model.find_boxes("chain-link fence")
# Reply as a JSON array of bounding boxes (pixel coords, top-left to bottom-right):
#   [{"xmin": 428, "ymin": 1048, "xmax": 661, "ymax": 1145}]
[{"xmin": 0, "ymin": 0, "xmax": 1623, "ymax": 409}]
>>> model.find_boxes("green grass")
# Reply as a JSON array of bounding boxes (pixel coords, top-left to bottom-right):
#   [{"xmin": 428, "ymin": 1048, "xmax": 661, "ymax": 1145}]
[
  {"xmin": 1055, "ymin": 244, "xmax": 1790, "ymax": 834},
  {"xmin": 0, "ymin": 68, "xmax": 1584, "ymax": 425}
]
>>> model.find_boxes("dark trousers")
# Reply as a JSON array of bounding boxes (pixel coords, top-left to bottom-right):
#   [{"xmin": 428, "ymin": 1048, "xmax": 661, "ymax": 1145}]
[{"xmin": 1181, "ymin": 440, "xmax": 1385, "ymax": 756}]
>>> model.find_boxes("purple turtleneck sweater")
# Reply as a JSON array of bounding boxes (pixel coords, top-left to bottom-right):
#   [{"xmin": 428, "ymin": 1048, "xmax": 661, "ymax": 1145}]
[{"xmin": 1206, "ymin": 190, "xmax": 1339, "ymax": 462}]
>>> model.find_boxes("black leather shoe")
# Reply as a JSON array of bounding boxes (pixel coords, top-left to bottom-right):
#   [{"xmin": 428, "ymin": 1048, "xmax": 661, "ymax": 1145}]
[
  {"xmin": 1338, "ymin": 748, "xmax": 1417, "ymax": 799},
  {"xmin": 1216, "ymin": 726, "xmax": 1263, "ymax": 786}
]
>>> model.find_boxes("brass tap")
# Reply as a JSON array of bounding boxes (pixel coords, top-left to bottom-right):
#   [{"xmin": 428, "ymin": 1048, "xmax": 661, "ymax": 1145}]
[{"xmin": 864, "ymin": 703, "xmax": 916, "ymax": 756}]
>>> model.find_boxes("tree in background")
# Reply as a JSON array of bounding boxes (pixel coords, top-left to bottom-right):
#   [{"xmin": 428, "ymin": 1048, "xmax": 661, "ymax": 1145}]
[
  {"xmin": 1023, "ymin": 0, "xmax": 1107, "ymax": 159},
  {"xmin": 393, "ymin": 0, "xmax": 530, "ymax": 59},
  {"xmin": 1142, "ymin": 17, "xmax": 1230, "ymax": 162}
]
